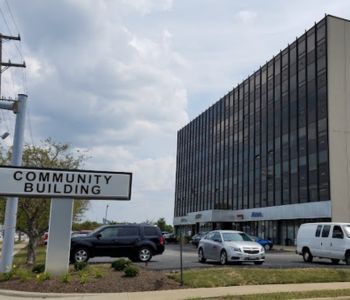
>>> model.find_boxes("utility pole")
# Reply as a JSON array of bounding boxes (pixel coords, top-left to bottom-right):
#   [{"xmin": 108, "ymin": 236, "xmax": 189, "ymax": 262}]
[
  {"xmin": 0, "ymin": 33, "xmax": 26, "ymax": 98},
  {"xmin": 0, "ymin": 94, "xmax": 27, "ymax": 273},
  {"xmin": 0, "ymin": 33, "xmax": 26, "ymax": 273}
]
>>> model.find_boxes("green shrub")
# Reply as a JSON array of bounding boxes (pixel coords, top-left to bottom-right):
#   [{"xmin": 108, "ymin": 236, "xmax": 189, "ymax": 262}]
[
  {"xmin": 93, "ymin": 269, "xmax": 104, "ymax": 279},
  {"xmin": 60, "ymin": 273, "xmax": 71, "ymax": 283},
  {"xmin": 32, "ymin": 264, "xmax": 45, "ymax": 274},
  {"xmin": 79, "ymin": 271, "xmax": 89, "ymax": 284},
  {"xmin": 111, "ymin": 259, "xmax": 130, "ymax": 271},
  {"xmin": 36, "ymin": 272, "xmax": 50, "ymax": 282},
  {"xmin": 16, "ymin": 268, "xmax": 32, "ymax": 282},
  {"xmin": 74, "ymin": 261, "xmax": 88, "ymax": 271},
  {"xmin": 124, "ymin": 265, "xmax": 139, "ymax": 277},
  {"xmin": 1, "ymin": 264, "xmax": 18, "ymax": 281}
]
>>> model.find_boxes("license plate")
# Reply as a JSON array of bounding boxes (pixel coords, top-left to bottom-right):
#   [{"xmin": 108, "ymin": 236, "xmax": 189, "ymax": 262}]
[{"xmin": 246, "ymin": 257, "xmax": 258, "ymax": 260}]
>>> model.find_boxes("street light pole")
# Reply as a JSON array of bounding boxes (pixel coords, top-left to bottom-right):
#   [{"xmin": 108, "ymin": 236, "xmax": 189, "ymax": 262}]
[{"xmin": 104, "ymin": 204, "xmax": 109, "ymax": 224}]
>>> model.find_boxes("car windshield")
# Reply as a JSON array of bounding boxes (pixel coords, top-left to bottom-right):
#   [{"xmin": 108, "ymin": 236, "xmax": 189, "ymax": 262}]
[
  {"xmin": 343, "ymin": 225, "xmax": 350, "ymax": 238},
  {"xmin": 222, "ymin": 232, "xmax": 253, "ymax": 242}
]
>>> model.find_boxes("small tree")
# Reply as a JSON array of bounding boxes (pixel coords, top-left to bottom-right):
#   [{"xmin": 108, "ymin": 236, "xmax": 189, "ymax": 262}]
[
  {"xmin": 0, "ymin": 138, "xmax": 89, "ymax": 265},
  {"xmin": 156, "ymin": 218, "xmax": 173, "ymax": 232}
]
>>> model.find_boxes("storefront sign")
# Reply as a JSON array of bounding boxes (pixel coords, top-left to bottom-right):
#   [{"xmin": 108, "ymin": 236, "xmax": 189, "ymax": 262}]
[
  {"xmin": 251, "ymin": 212, "xmax": 263, "ymax": 218},
  {"xmin": 236, "ymin": 214, "xmax": 244, "ymax": 220},
  {"xmin": 195, "ymin": 214, "xmax": 202, "ymax": 219}
]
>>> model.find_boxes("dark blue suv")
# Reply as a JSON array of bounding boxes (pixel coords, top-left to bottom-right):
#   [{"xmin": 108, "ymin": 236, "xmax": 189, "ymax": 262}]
[{"xmin": 70, "ymin": 224, "xmax": 165, "ymax": 263}]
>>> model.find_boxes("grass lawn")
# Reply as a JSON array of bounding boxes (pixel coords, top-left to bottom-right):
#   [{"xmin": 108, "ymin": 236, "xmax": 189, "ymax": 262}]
[
  {"xmin": 13, "ymin": 245, "xmax": 46, "ymax": 268},
  {"xmin": 170, "ymin": 267, "xmax": 350, "ymax": 287}
]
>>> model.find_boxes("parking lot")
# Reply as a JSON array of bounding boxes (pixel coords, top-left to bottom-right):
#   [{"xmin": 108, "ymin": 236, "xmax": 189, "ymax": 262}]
[{"xmin": 90, "ymin": 243, "xmax": 350, "ymax": 270}]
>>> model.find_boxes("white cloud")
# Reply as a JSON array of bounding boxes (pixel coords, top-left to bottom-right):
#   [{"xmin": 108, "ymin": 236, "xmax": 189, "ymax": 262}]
[
  {"xmin": 120, "ymin": 0, "xmax": 173, "ymax": 15},
  {"xmin": 130, "ymin": 157, "xmax": 176, "ymax": 192},
  {"xmin": 236, "ymin": 10, "xmax": 258, "ymax": 24}
]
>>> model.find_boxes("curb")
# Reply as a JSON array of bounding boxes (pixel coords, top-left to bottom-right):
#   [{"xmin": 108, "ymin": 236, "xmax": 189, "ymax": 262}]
[
  {"xmin": 0, "ymin": 288, "xmax": 95, "ymax": 298},
  {"xmin": 1, "ymin": 282, "xmax": 350, "ymax": 300}
]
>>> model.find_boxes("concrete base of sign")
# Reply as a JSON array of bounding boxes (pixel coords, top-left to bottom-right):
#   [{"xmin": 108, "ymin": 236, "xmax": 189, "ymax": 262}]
[{"xmin": 45, "ymin": 198, "xmax": 73, "ymax": 275}]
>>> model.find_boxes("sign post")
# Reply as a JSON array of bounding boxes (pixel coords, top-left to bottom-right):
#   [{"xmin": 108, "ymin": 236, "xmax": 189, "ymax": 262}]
[
  {"xmin": 45, "ymin": 198, "xmax": 74, "ymax": 275},
  {"xmin": 0, "ymin": 166, "xmax": 132, "ymax": 275}
]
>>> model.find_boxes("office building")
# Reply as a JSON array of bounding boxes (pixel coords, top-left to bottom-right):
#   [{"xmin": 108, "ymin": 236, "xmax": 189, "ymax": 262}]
[{"xmin": 174, "ymin": 15, "xmax": 350, "ymax": 244}]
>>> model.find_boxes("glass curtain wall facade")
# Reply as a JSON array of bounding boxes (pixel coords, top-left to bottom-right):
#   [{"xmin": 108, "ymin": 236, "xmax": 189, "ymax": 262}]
[{"xmin": 174, "ymin": 17, "xmax": 330, "ymax": 236}]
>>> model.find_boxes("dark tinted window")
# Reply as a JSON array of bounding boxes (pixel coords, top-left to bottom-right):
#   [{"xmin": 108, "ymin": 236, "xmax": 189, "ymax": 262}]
[
  {"xmin": 118, "ymin": 227, "xmax": 139, "ymax": 236},
  {"xmin": 144, "ymin": 226, "xmax": 159, "ymax": 236},
  {"xmin": 321, "ymin": 225, "xmax": 331, "ymax": 238},
  {"xmin": 315, "ymin": 225, "xmax": 322, "ymax": 237},
  {"xmin": 332, "ymin": 225, "xmax": 344, "ymax": 239},
  {"xmin": 99, "ymin": 227, "xmax": 118, "ymax": 239}
]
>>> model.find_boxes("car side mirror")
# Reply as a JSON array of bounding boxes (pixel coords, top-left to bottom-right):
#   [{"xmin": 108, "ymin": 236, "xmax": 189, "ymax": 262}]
[{"xmin": 96, "ymin": 233, "xmax": 102, "ymax": 239}]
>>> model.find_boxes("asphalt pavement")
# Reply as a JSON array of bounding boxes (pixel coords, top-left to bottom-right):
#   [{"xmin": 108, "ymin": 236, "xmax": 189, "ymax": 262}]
[
  {"xmin": 1, "ymin": 243, "xmax": 350, "ymax": 299},
  {"xmin": 90, "ymin": 243, "xmax": 350, "ymax": 270}
]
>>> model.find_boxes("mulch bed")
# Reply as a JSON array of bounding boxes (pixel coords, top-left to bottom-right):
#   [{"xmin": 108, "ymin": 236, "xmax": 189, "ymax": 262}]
[{"xmin": 0, "ymin": 268, "xmax": 183, "ymax": 293}]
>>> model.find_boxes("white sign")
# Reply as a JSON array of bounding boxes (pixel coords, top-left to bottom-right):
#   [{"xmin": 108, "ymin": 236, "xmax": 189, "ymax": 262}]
[{"xmin": 0, "ymin": 166, "xmax": 132, "ymax": 200}]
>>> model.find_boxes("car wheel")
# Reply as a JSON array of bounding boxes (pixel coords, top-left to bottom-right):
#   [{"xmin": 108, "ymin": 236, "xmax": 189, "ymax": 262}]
[
  {"xmin": 254, "ymin": 261, "xmax": 264, "ymax": 265},
  {"xmin": 302, "ymin": 248, "xmax": 313, "ymax": 263},
  {"xmin": 198, "ymin": 248, "xmax": 206, "ymax": 263},
  {"xmin": 73, "ymin": 248, "xmax": 89, "ymax": 263},
  {"xmin": 264, "ymin": 244, "xmax": 271, "ymax": 251},
  {"xmin": 138, "ymin": 246, "xmax": 152, "ymax": 262},
  {"xmin": 220, "ymin": 250, "xmax": 227, "ymax": 265},
  {"xmin": 331, "ymin": 259, "xmax": 340, "ymax": 264},
  {"xmin": 345, "ymin": 252, "xmax": 350, "ymax": 265}
]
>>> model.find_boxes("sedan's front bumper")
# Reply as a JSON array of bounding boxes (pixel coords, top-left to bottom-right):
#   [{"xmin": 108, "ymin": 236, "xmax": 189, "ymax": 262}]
[{"xmin": 227, "ymin": 249, "xmax": 265, "ymax": 262}]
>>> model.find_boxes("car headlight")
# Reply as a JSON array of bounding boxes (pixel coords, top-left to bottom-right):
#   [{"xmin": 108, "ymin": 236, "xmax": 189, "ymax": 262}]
[
  {"xmin": 260, "ymin": 247, "xmax": 265, "ymax": 253},
  {"xmin": 232, "ymin": 247, "xmax": 242, "ymax": 252}
]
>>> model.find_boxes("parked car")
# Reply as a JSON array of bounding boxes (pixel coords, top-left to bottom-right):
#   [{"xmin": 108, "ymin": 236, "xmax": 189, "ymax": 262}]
[
  {"xmin": 198, "ymin": 230, "xmax": 265, "ymax": 265},
  {"xmin": 42, "ymin": 232, "xmax": 48, "ymax": 245},
  {"xmin": 296, "ymin": 222, "xmax": 350, "ymax": 264},
  {"xmin": 190, "ymin": 231, "xmax": 208, "ymax": 247},
  {"xmin": 248, "ymin": 235, "xmax": 273, "ymax": 250},
  {"xmin": 71, "ymin": 230, "xmax": 93, "ymax": 238},
  {"xmin": 162, "ymin": 232, "xmax": 177, "ymax": 243},
  {"xmin": 70, "ymin": 224, "xmax": 165, "ymax": 263},
  {"xmin": 43, "ymin": 230, "xmax": 92, "ymax": 245}
]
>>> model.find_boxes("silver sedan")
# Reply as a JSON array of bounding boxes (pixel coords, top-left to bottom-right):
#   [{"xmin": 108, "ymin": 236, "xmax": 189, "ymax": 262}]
[{"xmin": 198, "ymin": 230, "xmax": 265, "ymax": 265}]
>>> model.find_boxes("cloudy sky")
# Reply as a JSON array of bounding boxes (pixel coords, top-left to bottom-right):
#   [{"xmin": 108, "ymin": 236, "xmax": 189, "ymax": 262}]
[{"xmin": 0, "ymin": 0, "xmax": 350, "ymax": 225}]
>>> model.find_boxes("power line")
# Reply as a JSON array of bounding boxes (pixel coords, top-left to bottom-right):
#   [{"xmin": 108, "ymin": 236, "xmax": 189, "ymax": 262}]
[
  {"xmin": 0, "ymin": 0, "xmax": 27, "ymax": 89},
  {"xmin": 0, "ymin": 2, "xmax": 24, "ymax": 63},
  {"xmin": 0, "ymin": 6, "xmax": 12, "ymax": 35},
  {"xmin": 2, "ymin": 0, "xmax": 27, "ymax": 96},
  {"xmin": 4, "ymin": 0, "xmax": 20, "ymax": 34},
  {"xmin": 0, "ymin": 1, "xmax": 29, "ymax": 145}
]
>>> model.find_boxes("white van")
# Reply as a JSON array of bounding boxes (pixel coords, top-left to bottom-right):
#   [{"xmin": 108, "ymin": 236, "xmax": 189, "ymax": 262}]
[{"xmin": 296, "ymin": 222, "xmax": 350, "ymax": 264}]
